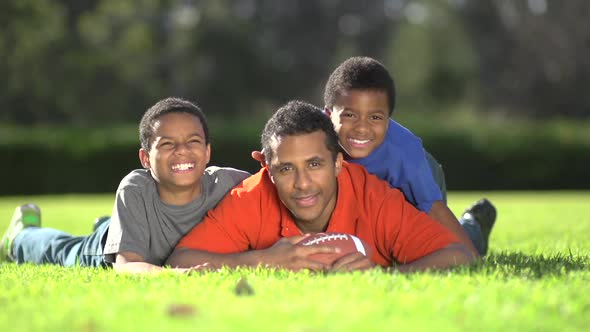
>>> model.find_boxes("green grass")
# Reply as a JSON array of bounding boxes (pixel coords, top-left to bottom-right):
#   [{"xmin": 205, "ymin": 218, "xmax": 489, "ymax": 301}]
[{"xmin": 1, "ymin": 192, "xmax": 589, "ymax": 332}]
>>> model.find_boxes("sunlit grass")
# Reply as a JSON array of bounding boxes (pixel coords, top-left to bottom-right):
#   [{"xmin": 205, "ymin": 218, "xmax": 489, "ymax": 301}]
[{"xmin": 0, "ymin": 192, "xmax": 589, "ymax": 332}]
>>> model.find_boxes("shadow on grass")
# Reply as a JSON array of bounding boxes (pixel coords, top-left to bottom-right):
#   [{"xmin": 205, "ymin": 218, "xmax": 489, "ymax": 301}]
[{"xmin": 468, "ymin": 251, "xmax": 589, "ymax": 278}]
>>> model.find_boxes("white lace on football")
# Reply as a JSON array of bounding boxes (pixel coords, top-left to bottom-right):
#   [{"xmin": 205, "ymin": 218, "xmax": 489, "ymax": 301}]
[
  {"xmin": 350, "ymin": 235, "xmax": 367, "ymax": 256},
  {"xmin": 303, "ymin": 234, "xmax": 349, "ymax": 245}
]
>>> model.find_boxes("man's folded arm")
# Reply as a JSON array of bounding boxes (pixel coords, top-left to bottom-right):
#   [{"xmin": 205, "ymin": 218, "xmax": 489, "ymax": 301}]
[
  {"xmin": 166, "ymin": 237, "xmax": 340, "ymax": 271},
  {"xmin": 165, "ymin": 247, "xmax": 260, "ymax": 269},
  {"xmin": 394, "ymin": 243, "xmax": 475, "ymax": 273}
]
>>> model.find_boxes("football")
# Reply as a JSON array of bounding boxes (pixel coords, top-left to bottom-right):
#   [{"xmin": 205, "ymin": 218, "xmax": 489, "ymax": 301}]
[{"xmin": 296, "ymin": 233, "xmax": 372, "ymax": 266}]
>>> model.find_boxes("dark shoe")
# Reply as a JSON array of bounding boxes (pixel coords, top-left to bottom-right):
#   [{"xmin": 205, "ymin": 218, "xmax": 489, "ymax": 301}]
[
  {"xmin": 93, "ymin": 216, "xmax": 110, "ymax": 232},
  {"xmin": 463, "ymin": 198, "xmax": 496, "ymax": 256}
]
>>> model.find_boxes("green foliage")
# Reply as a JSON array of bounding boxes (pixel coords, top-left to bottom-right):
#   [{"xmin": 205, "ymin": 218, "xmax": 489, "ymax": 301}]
[
  {"xmin": 2, "ymin": 113, "xmax": 590, "ymax": 195},
  {"xmin": 2, "ymin": 0, "xmax": 590, "ymax": 126},
  {"xmin": 0, "ymin": 192, "xmax": 588, "ymax": 331}
]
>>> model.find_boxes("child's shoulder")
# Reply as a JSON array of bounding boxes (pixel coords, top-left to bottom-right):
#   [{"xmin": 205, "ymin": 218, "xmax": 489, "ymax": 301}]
[
  {"xmin": 116, "ymin": 169, "xmax": 155, "ymax": 191},
  {"xmin": 203, "ymin": 166, "xmax": 250, "ymax": 182},
  {"xmin": 387, "ymin": 119, "xmax": 423, "ymax": 146}
]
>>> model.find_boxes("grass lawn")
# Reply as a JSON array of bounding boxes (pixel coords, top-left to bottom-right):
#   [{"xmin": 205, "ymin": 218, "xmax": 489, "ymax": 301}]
[{"xmin": 0, "ymin": 192, "xmax": 589, "ymax": 332}]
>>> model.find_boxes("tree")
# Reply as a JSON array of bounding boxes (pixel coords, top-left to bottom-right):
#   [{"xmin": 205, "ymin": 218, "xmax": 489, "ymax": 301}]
[{"xmin": 457, "ymin": 0, "xmax": 590, "ymax": 118}]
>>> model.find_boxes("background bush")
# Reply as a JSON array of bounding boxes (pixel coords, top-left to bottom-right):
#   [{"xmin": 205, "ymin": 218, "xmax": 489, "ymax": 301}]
[{"xmin": 2, "ymin": 113, "xmax": 588, "ymax": 195}]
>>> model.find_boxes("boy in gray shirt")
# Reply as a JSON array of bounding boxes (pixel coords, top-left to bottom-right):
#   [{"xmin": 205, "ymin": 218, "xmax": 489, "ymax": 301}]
[{"xmin": 1, "ymin": 97, "xmax": 249, "ymax": 273}]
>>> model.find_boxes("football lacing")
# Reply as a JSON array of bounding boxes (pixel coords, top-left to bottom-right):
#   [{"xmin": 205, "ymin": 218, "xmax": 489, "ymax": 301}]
[{"xmin": 303, "ymin": 234, "xmax": 349, "ymax": 245}]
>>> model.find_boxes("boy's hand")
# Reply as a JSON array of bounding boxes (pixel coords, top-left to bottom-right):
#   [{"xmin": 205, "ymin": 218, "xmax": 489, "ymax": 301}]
[
  {"xmin": 250, "ymin": 150, "xmax": 266, "ymax": 167},
  {"xmin": 329, "ymin": 252, "xmax": 375, "ymax": 272}
]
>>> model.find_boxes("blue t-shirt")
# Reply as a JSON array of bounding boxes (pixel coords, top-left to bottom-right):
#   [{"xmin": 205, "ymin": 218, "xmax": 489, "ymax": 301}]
[{"xmin": 349, "ymin": 119, "xmax": 442, "ymax": 213}]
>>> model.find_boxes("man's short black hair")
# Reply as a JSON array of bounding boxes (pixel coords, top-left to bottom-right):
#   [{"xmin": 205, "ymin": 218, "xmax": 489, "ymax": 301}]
[
  {"xmin": 261, "ymin": 100, "xmax": 340, "ymax": 163},
  {"xmin": 324, "ymin": 56, "xmax": 396, "ymax": 116},
  {"xmin": 139, "ymin": 97, "xmax": 209, "ymax": 152}
]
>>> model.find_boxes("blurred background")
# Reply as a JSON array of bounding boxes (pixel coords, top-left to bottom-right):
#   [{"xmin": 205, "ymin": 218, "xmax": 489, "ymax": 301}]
[{"xmin": 1, "ymin": 0, "xmax": 589, "ymax": 195}]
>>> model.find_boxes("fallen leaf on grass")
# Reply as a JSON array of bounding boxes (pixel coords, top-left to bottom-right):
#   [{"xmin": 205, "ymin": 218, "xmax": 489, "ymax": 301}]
[
  {"xmin": 167, "ymin": 303, "xmax": 198, "ymax": 317},
  {"xmin": 234, "ymin": 277, "xmax": 254, "ymax": 296}
]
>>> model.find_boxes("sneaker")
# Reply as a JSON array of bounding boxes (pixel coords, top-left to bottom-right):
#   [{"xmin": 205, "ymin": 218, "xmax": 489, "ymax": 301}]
[
  {"xmin": 463, "ymin": 198, "xmax": 496, "ymax": 256},
  {"xmin": 0, "ymin": 203, "xmax": 41, "ymax": 262},
  {"xmin": 92, "ymin": 216, "xmax": 110, "ymax": 232}
]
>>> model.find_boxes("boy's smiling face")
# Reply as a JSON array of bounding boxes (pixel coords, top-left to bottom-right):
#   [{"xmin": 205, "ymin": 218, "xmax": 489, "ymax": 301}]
[
  {"xmin": 329, "ymin": 89, "xmax": 390, "ymax": 159},
  {"xmin": 139, "ymin": 112, "xmax": 210, "ymax": 204}
]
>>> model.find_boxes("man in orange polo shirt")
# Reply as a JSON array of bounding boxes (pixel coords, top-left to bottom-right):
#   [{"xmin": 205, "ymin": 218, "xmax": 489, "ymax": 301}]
[{"xmin": 166, "ymin": 100, "xmax": 476, "ymax": 272}]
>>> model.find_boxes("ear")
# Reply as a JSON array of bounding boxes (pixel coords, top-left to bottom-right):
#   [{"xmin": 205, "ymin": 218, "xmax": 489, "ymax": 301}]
[
  {"xmin": 251, "ymin": 150, "xmax": 266, "ymax": 168},
  {"xmin": 324, "ymin": 106, "xmax": 332, "ymax": 117},
  {"xmin": 139, "ymin": 148, "xmax": 150, "ymax": 169},
  {"xmin": 334, "ymin": 152, "xmax": 344, "ymax": 176},
  {"xmin": 205, "ymin": 143, "xmax": 211, "ymax": 165}
]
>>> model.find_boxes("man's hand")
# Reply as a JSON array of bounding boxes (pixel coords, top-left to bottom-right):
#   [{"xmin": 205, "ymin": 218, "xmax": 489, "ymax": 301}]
[
  {"xmin": 330, "ymin": 252, "xmax": 376, "ymax": 272},
  {"xmin": 166, "ymin": 235, "xmax": 341, "ymax": 271},
  {"xmin": 259, "ymin": 235, "xmax": 341, "ymax": 271}
]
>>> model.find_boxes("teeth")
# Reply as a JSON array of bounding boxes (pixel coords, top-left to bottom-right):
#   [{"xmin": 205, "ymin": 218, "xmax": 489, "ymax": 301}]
[
  {"xmin": 350, "ymin": 138, "xmax": 370, "ymax": 144},
  {"xmin": 172, "ymin": 163, "xmax": 195, "ymax": 171}
]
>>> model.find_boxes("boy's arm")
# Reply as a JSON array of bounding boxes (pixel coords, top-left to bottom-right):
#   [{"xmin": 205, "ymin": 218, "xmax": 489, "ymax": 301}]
[
  {"xmin": 104, "ymin": 183, "xmax": 163, "ymax": 269},
  {"xmin": 112, "ymin": 251, "xmax": 165, "ymax": 273},
  {"xmin": 428, "ymin": 201, "xmax": 480, "ymax": 257},
  {"xmin": 113, "ymin": 251, "xmax": 212, "ymax": 274},
  {"xmin": 113, "ymin": 251, "xmax": 198, "ymax": 274}
]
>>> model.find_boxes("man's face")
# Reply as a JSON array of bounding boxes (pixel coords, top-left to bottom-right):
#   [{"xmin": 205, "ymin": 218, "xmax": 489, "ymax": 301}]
[
  {"xmin": 329, "ymin": 89, "xmax": 390, "ymax": 159},
  {"xmin": 139, "ymin": 112, "xmax": 210, "ymax": 203},
  {"xmin": 268, "ymin": 130, "xmax": 343, "ymax": 233}
]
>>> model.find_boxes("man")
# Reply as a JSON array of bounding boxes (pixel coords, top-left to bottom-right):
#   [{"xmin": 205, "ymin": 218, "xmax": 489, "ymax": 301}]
[{"xmin": 166, "ymin": 100, "xmax": 476, "ymax": 272}]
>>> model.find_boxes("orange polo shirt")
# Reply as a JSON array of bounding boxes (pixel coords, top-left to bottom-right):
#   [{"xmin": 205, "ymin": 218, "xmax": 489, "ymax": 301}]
[{"xmin": 177, "ymin": 162, "xmax": 459, "ymax": 267}]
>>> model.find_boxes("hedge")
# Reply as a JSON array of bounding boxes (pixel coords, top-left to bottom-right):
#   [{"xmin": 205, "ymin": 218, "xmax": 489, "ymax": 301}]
[{"xmin": 1, "ymin": 120, "xmax": 589, "ymax": 195}]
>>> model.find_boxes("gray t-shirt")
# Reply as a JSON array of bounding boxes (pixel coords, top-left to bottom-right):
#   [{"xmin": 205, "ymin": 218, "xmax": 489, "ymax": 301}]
[{"xmin": 103, "ymin": 166, "xmax": 250, "ymax": 265}]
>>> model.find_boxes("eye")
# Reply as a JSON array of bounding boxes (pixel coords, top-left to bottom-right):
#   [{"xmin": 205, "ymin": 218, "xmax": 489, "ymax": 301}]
[
  {"xmin": 341, "ymin": 112, "xmax": 355, "ymax": 118},
  {"xmin": 309, "ymin": 161, "xmax": 321, "ymax": 168},
  {"xmin": 188, "ymin": 138, "xmax": 203, "ymax": 145},
  {"xmin": 159, "ymin": 141, "xmax": 174, "ymax": 149},
  {"xmin": 371, "ymin": 114, "xmax": 385, "ymax": 121},
  {"xmin": 278, "ymin": 165, "xmax": 293, "ymax": 174}
]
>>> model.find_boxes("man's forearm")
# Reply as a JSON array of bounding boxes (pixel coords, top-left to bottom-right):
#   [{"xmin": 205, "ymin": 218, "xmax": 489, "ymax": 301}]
[
  {"xmin": 428, "ymin": 201, "xmax": 480, "ymax": 257},
  {"xmin": 394, "ymin": 243, "xmax": 476, "ymax": 273},
  {"xmin": 166, "ymin": 238, "xmax": 339, "ymax": 271},
  {"xmin": 165, "ymin": 247, "xmax": 262, "ymax": 269}
]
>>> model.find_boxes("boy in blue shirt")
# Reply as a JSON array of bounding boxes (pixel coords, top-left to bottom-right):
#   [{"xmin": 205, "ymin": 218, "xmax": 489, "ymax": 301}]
[{"xmin": 323, "ymin": 56, "xmax": 496, "ymax": 256}]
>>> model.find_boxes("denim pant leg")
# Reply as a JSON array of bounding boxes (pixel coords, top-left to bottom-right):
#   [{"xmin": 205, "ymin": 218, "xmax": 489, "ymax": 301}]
[
  {"xmin": 11, "ymin": 219, "xmax": 110, "ymax": 268},
  {"xmin": 424, "ymin": 150, "xmax": 447, "ymax": 204},
  {"xmin": 425, "ymin": 150, "xmax": 486, "ymax": 255},
  {"xmin": 459, "ymin": 214, "xmax": 486, "ymax": 255}
]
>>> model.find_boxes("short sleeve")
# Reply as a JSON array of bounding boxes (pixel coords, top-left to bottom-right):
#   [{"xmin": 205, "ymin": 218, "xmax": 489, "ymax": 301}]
[{"xmin": 103, "ymin": 188, "xmax": 151, "ymax": 262}]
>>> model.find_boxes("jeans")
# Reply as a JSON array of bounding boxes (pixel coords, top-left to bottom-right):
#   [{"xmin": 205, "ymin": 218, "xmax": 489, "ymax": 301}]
[
  {"xmin": 11, "ymin": 218, "xmax": 111, "ymax": 268},
  {"xmin": 425, "ymin": 150, "xmax": 485, "ymax": 255}
]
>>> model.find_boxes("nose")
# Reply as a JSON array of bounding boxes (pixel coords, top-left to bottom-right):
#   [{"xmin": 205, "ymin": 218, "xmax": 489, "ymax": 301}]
[
  {"xmin": 293, "ymin": 169, "xmax": 311, "ymax": 191},
  {"xmin": 353, "ymin": 117, "xmax": 370, "ymax": 135},
  {"xmin": 174, "ymin": 142, "xmax": 190, "ymax": 154}
]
